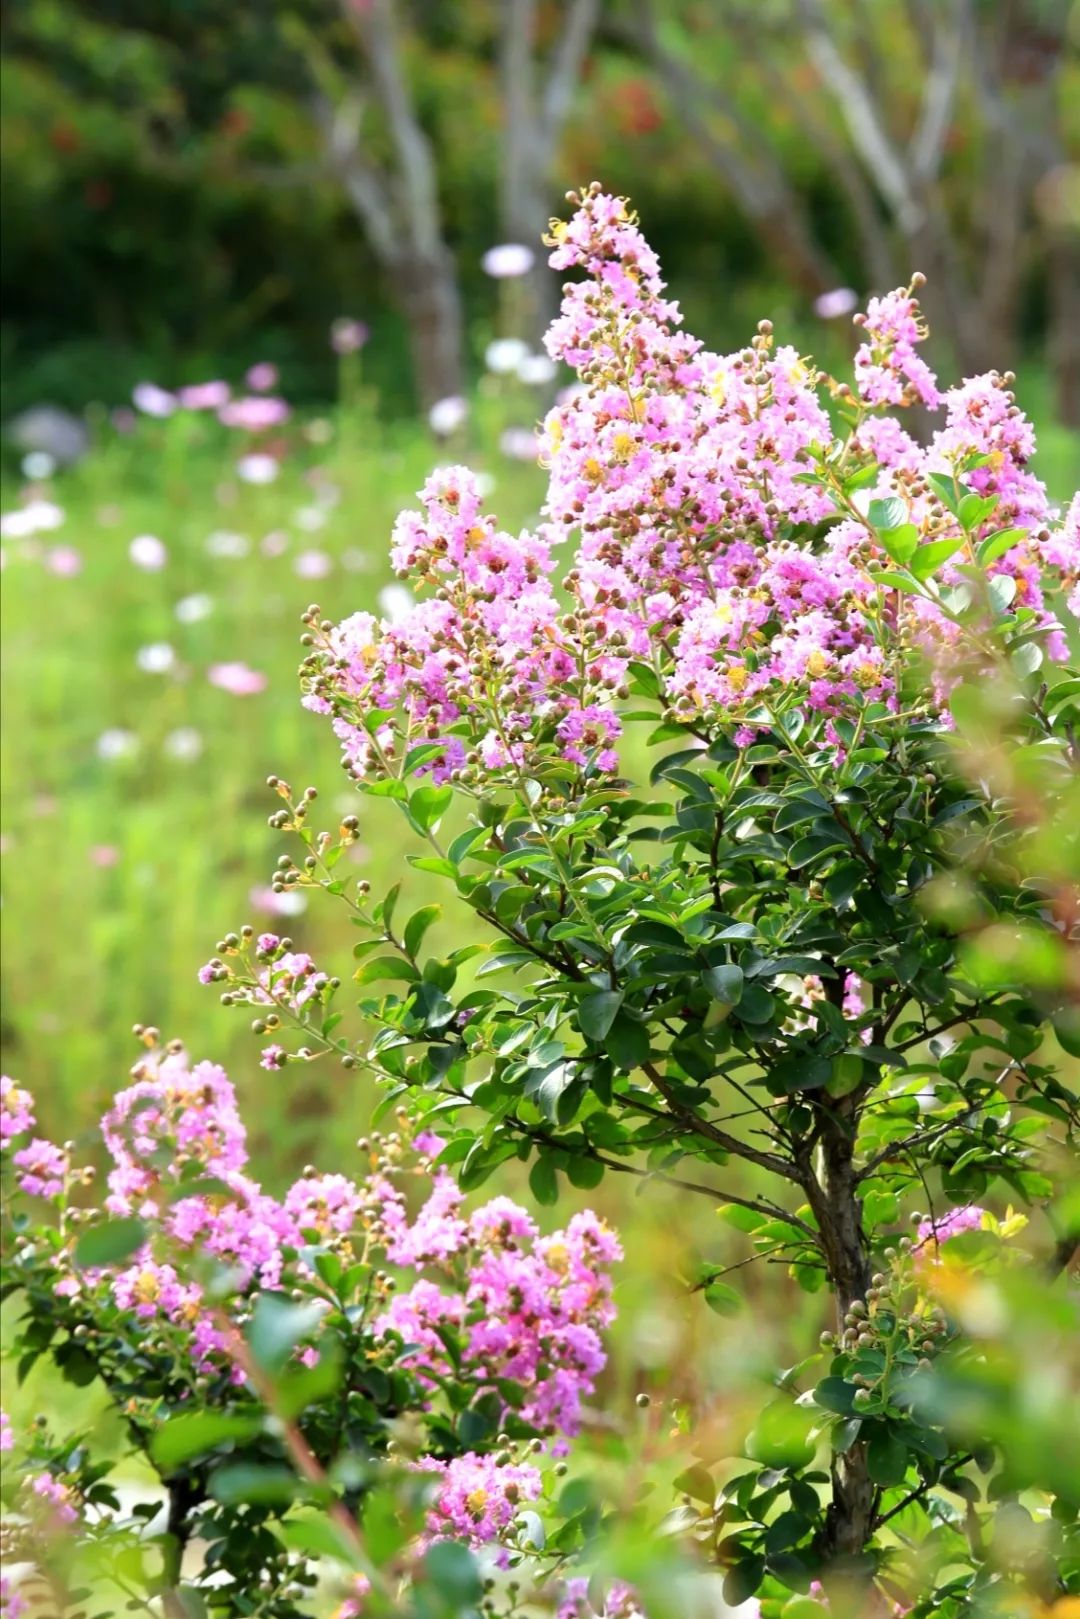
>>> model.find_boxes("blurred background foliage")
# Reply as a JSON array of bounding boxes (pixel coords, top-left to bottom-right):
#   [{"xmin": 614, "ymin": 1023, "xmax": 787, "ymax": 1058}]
[{"xmin": 3, "ymin": 0, "xmax": 1079, "ymax": 418}]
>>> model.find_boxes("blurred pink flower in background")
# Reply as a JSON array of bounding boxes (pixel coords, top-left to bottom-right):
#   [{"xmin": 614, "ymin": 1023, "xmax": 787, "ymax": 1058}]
[
  {"xmin": 178, "ymin": 381, "xmax": 231, "ymax": 410},
  {"xmin": 294, "ymin": 549, "xmax": 333, "ymax": 579},
  {"xmin": 46, "ymin": 546, "xmax": 82, "ymax": 576},
  {"xmin": 132, "ymin": 382, "xmax": 177, "ymax": 418},
  {"xmin": 330, "ymin": 318, "xmax": 370, "ymax": 355},
  {"xmin": 249, "ymin": 884, "xmax": 307, "ymax": 917},
  {"xmin": 236, "ymin": 454, "xmax": 279, "ymax": 485},
  {"xmin": 90, "ymin": 845, "xmax": 120, "ymax": 868},
  {"xmin": 245, "ymin": 362, "xmax": 279, "ymax": 392},
  {"xmin": 481, "ymin": 242, "xmax": 535, "ymax": 278},
  {"xmin": 499, "ymin": 425, "xmax": 540, "ymax": 462},
  {"xmin": 129, "ymin": 534, "xmax": 168, "ymax": 571},
  {"xmin": 813, "ymin": 287, "xmax": 859, "ymax": 319},
  {"xmin": 208, "ymin": 661, "xmax": 267, "ymax": 696},
  {"xmin": 219, "ymin": 396, "xmax": 290, "ymax": 431},
  {"xmin": 111, "ymin": 407, "xmax": 137, "ymax": 434}
]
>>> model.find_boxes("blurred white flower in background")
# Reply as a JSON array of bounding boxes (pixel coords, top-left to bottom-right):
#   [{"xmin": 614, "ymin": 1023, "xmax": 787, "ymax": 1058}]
[
  {"xmin": 236, "ymin": 454, "xmax": 279, "ymax": 485},
  {"xmin": 341, "ymin": 548, "xmax": 373, "ymax": 572},
  {"xmin": 499, "ymin": 426, "xmax": 540, "ymax": 462},
  {"xmin": 517, "ymin": 353, "xmax": 557, "ymax": 387},
  {"xmin": 132, "ymin": 382, "xmax": 177, "ymax": 418},
  {"xmin": 205, "ymin": 531, "xmax": 251, "ymax": 559},
  {"xmin": 136, "ymin": 643, "xmax": 177, "ymax": 675},
  {"xmin": 129, "ymin": 534, "xmax": 168, "ymax": 571},
  {"xmin": 96, "ymin": 728, "xmax": 139, "ymax": 761},
  {"xmin": 294, "ymin": 506, "xmax": 328, "ymax": 533},
  {"xmin": 485, "ymin": 337, "xmax": 530, "ymax": 375},
  {"xmin": 249, "ymin": 884, "xmax": 308, "ymax": 917},
  {"xmin": 481, "ymin": 243, "xmax": 535, "ymax": 279},
  {"xmin": 1, "ymin": 500, "xmax": 65, "ymax": 538},
  {"xmin": 428, "ymin": 396, "xmax": 468, "ymax": 436},
  {"xmin": 294, "ymin": 549, "xmax": 333, "ymax": 579},
  {"xmin": 22, "ymin": 452, "xmax": 57, "ymax": 480},
  {"xmin": 164, "ymin": 727, "xmax": 204, "ymax": 762},
  {"xmin": 377, "ymin": 583, "xmax": 413, "ymax": 623},
  {"xmin": 813, "ymin": 287, "xmax": 859, "ymax": 319},
  {"xmin": 175, "ymin": 592, "xmax": 214, "ymax": 623}
]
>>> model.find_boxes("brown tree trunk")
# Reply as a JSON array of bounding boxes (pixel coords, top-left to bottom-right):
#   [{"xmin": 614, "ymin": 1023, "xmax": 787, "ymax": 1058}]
[
  {"xmin": 806, "ymin": 1101, "xmax": 879, "ymax": 1571},
  {"xmin": 394, "ymin": 248, "xmax": 466, "ymax": 411}
]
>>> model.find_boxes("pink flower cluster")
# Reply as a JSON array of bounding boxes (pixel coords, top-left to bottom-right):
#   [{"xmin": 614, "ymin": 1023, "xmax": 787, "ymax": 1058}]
[
  {"xmin": 302, "ymin": 187, "xmax": 1078, "ymax": 787},
  {"xmin": 415, "ymin": 1450, "xmax": 541, "ymax": 1549},
  {"xmin": 376, "ymin": 1179, "xmax": 622, "ymax": 1439},
  {"xmin": 8, "ymin": 1067, "xmax": 620, "ymax": 1473},
  {"xmin": 1, "ymin": 1074, "xmax": 35, "ymax": 1143},
  {"xmin": 916, "ymin": 1205, "xmax": 986, "ymax": 1252},
  {"xmin": 557, "ymin": 1580, "xmax": 646, "ymax": 1619}
]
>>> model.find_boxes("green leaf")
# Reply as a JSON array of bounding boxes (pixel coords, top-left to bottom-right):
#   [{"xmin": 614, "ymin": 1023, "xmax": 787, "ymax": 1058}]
[
  {"xmin": 976, "ymin": 527, "xmax": 1025, "ymax": 566},
  {"xmin": 868, "ymin": 496, "xmax": 907, "ymax": 532},
  {"xmin": 702, "ymin": 964, "xmax": 745, "ymax": 1005},
  {"xmin": 529, "ymin": 1156, "xmax": 559, "ymax": 1206},
  {"xmin": 879, "ymin": 523, "xmax": 919, "ymax": 566},
  {"xmin": 403, "ymin": 905, "xmax": 441, "ymax": 958},
  {"xmin": 566, "ymin": 1155, "xmax": 604, "ymax": 1190},
  {"xmin": 703, "ymin": 1280, "xmax": 742, "ymax": 1316},
  {"xmin": 867, "ymin": 1429, "xmax": 908, "ymax": 1486},
  {"xmin": 247, "ymin": 1295, "xmax": 327, "ymax": 1375},
  {"xmin": 910, "ymin": 536, "xmax": 964, "ymax": 580},
  {"xmin": 606, "ymin": 1013, "xmax": 650, "ymax": 1071},
  {"xmin": 74, "ymin": 1217, "xmax": 147, "ymax": 1271},
  {"xmin": 152, "ymin": 1411, "xmax": 263, "ymax": 1473},
  {"xmin": 210, "ymin": 1464, "xmax": 297, "ymax": 1507},
  {"xmin": 578, "ymin": 989, "xmax": 624, "ymax": 1042},
  {"xmin": 421, "ymin": 1541, "xmax": 482, "ymax": 1604},
  {"xmin": 814, "ymin": 1376, "xmax": 857, "ymax": 1414},
  {"xmin": 408, "ymin": 783, "xmax": 453, "ymax": 834}
]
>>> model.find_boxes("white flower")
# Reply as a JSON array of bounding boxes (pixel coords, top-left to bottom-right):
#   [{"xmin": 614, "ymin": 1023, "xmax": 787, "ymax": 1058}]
[
  {"xmin": 1, "ymin": 500, "xmax": 65, "ymax": 538},
  {"xmin": 517, "ymin": 353, "xmax": 557, "ymax": 387},
  {"xmin": 480, "ymin": 243, "xmax": 535, "ymax": 279},
  {"xmin": 236, "ymin": 454, "xmax": 279, "ymax": 485},
  {"xmin": 205, "ymin": 530, "xmax": 251, "ymax": 559},
  {"xmin": 377, "ymin": 583, "xmax": 414, "ymax": 623},
  {"xmin": 129, "ymin": 534, "xmax": 168, "ymax": 571},
  {"xmin": 133, "ymin": 382, "xmax": 177, "ymax": 418},
  {"xmin": 294, "ymin": 549, "xmax": 332, "ymax": 578},
  {"xmin": 97, "ymin": 728, "xmax": 139, "ymax": 761},
  {"xmin": 136, "ymin": 642, "xmax": 177, "ymax": 674},
  {"xmin": 175, "ymin": 592, "xmax": 214, "ymax": 623},
  {"xmin": 499, "ymin": 426, "xmax": 539, "ymax": 462},
  {"xmin": 813, "ymin": 287, "xmax": 859, "ymax": 319},
  {"xmin": 485, "ymin": 338, "xmax": 530, "ymax": 376},
  {"xmin": 22, "ymin": 452, "xmax": 56, "ymax": 480},
  {"xmin": 428, "ymin": 396, "xmax": 468, "ymax": 436},
  {"xmin": 164, "ymin": 727, "xmax": 203, "ymax": 762},
  {"xmin": 294, "ymin": 506, "xmax": 328, "ymax": 533}
]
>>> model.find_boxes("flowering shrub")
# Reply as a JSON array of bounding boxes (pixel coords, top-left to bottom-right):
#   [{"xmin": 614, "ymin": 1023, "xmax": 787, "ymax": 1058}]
[
  {"xmin": 3, "ymin": 186, "xmax": 1079, "ymax": 1616},
  {"xmin": 0, "ymin": 1062, "xmax": 619, "ymax": 1614}
]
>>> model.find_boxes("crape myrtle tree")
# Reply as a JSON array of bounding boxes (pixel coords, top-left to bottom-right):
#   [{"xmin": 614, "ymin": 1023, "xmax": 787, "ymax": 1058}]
[
  {"xmin": 3, "ymin": 186, "xmax": 1079, "ymax": 1618},
  {"xmin": 247, "ymin": 187, "xmax": 1077, "ymax": 1610}
]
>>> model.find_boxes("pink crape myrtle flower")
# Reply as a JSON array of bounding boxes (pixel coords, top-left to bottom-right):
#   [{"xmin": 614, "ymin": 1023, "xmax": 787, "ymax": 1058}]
[
  {"xmin": 1, "ymin": 1074, "xmax": 35, "ymax": 1143},
  {"xmin": 13, "ymin": 1138, "xmax": 68, "ymax": 1198},
  {"xmin": 916, "ymin": 1205, "xmax": 986, "ymax": 1257},
  {"xmin": 415, "ymin": 1451, "xmax": 541, "ymax": 1549},
  {"xmin": 0, "ymin": 1410, "xmax": 13, "ymax": 1452}
]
